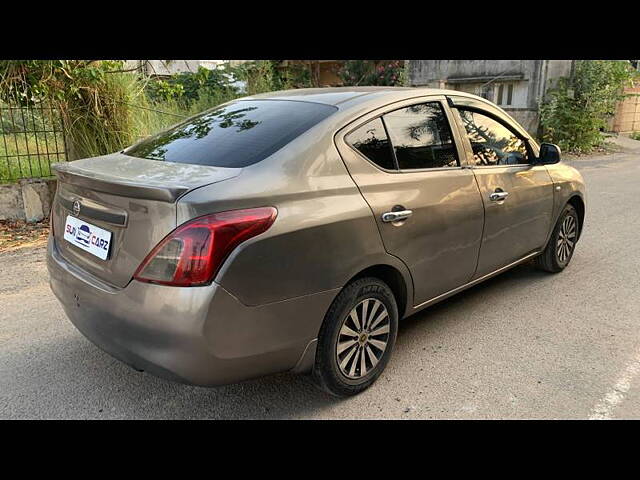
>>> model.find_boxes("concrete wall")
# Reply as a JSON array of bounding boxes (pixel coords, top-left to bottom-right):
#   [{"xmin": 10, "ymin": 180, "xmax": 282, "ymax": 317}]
[
  {"xmin": 505, "ymin": 110, "xmax": 540, "ymax": 137},
  {"xmin": 408, "ymin": 60, "xmax": 574, "ymax": 136},
  {"xmin": 0, "ymin": 179, "xmax": 56, "ymax": 222},
  {"xmin": 609, "ymin": 84, "xmax": 640, "ymax": 133}
]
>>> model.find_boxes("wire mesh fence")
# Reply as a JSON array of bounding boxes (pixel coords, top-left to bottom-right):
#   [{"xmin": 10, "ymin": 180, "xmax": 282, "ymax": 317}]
[{"xmin": 0, "ymin": 101, "xmax": 67, "ymax": 182}]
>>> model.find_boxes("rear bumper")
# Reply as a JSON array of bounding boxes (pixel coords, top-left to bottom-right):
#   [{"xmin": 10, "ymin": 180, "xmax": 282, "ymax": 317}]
[{"xmin": 47, "ymin": 237, "xmax": 336, "ymax": 386}]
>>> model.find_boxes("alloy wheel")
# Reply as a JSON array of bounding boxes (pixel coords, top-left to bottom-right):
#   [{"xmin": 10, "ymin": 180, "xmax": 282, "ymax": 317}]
[
  {"xmin": 336, "ymin": 298, "xmax": 390, "ymax": 379},
  {"xmin": 557, "ymin": 214, "xmax": 577, "ymax": 263}
]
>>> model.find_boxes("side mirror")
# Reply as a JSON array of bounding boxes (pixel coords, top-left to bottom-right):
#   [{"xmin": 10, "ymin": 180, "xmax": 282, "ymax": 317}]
[{"xmin": 538, "ymin": 143, "xmax": 561, "ymax": 164}]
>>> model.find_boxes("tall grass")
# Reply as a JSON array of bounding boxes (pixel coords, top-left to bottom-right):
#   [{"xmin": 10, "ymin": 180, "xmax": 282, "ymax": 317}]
[
  {"xmin": 1, "ymin": 70, "xmax": 246, "ymax": 180},
  {"xmin": 60, "ymin": 72, "xmax": 142, "ymax": 160},
  {"xmin": 130, "ymin": 88, "xmax": 240, "ymax": 144},
  {"xmin": 61, "ymin": 72, "xmax": 240, "ymax": 160}
]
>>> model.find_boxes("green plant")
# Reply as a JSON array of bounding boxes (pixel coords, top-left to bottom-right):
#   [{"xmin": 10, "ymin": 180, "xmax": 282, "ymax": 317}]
[
  {"xmin": 630, "ymin": 131, "xmax": 640, "ymax": 141},
  {"xmin": 0, "ymin": 60, "xmax": 144, "ymax": 160},
  {"xmin": 232, "ymin": 60, "xmax": 280, "ymax": 95},
  {"xmin": 337, "ymin": 60, "xmax": 404, "ymax": 86},
  {"xmin": 279, "ymin": 62, "xmax": 313, "ymax": 88},
  {"xmin": 540, "ymin": 60, "xmax": 638, "ymax": 154},
  {"xmin": 145, "ymin": 79, "xmax": 185, "ymax": 102},
  {"xmin": 145, "ymin": 66, "xmax": 239, "ymax": 104}
]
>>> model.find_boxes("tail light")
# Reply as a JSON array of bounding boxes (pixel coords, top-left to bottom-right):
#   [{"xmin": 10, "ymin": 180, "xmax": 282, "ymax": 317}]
[{"xmin": 133, "ymin": 207, "xmax": 277, "ymax": 287}]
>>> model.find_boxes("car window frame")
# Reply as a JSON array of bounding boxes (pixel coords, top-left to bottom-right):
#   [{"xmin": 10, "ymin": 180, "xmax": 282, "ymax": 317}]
[
  {"xmin": 341, "ymin": 96, "xmax": 468, "ymax": 174},
  {"xmin": 451, "ymin": 106, "xmax": 534, "ymax": 168},
  {"xmin": 446, "ymin": 95, "xmax": 540, "ymax": 169},
  {"xmin": 345, "ymin": 116, "xmax": 399, "ymax": 172}
]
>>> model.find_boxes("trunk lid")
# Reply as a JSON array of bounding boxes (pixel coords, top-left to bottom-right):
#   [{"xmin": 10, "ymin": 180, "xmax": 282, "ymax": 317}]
[{"xmin": 51, "ymin": 153, "xmax": 241, "ymax": 288}]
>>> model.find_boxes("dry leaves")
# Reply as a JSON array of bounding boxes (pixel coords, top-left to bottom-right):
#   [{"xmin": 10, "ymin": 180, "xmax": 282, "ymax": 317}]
[{"xmin": 0, "ymin": 218, "xmax": 50, "ymax": 252}]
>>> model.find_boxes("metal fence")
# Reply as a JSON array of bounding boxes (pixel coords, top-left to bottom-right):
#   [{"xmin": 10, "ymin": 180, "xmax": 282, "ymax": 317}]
[{"xmin": 0, "ymin": 101, "xmax": 67, "ymax": 182}]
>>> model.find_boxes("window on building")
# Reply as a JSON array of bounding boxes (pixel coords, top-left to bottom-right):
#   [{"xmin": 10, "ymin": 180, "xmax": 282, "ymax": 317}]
[{"xmin": 496, "ymin": 83, "xmax": 514, "ymax": 106}]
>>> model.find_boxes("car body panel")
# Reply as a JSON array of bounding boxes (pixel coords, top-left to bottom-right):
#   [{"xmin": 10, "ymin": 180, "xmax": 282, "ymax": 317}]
[
  {"xmin": 176, "ymin": 119, "xmax": 415, "ymax": 310},
  {"xmin": 545, "ymin": 162, "xmax": 586, "ymax": 236},
  {"xmin": 469, "ymin": 164, "xmax": 555, "ymax": 276},
  {"xmin": 52, "ymin": 180, "xmax": 178, "ymax": 288},
  {"xmin": 48, "ymin": 236, "xmax": 339, "ymax": 385},
  {"xmin": 334, "ymin": 95, "xmax": 485, "ymax": 306},
  {"xmin": 46, "ymin": 87, "xmax": 587, "ymax": 386},
  {"xmin": 51, "ymin": 154, "xmax": 241, "ymax": 288},
  {"xmin": 54, "ymin": 153, "xmax": 241, "ymax": 202},
  {"xmin": 445, "ymin": 94, "xmax": 555, "ymax": 276}
]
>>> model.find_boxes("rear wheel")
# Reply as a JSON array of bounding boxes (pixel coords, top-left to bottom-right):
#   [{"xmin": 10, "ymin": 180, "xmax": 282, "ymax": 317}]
[
  {"xmin": 312, "ymin": 277, "xmax": 398, "ymax": 397},
  {"xmin": 535, "ymin": 203, "xmax": 579, "ymax": 273}
]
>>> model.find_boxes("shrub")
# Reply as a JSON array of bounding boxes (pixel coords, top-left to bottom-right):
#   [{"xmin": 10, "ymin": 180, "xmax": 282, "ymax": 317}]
[
  {"xmin": 337, "ymin": 60, "xmax": 404, "ymax": 86},
  {"xmin": 145, "ymin": 66, "xmax": 239, "ymax": 104},
  {"xmin": 540, "ymin": 60, "xmax": 638, "ymax": 154}
]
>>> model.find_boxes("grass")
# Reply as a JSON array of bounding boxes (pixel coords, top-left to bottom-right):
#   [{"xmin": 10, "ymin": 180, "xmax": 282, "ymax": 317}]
[{"xmin": 0, "ymin": 132, "xmax": 65, "ymax": 182}]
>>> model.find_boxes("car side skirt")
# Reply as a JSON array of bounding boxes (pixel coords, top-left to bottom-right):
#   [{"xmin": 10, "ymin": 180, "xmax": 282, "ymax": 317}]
[{"xmin": 411, "ymin": 251, "xmax": 541, "ymax": 314}]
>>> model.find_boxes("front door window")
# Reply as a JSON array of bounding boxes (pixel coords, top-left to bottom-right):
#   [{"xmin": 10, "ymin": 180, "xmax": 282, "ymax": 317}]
[{"xmin": 458, "ymin": 109, "xmax": 529, "ymax": 166}]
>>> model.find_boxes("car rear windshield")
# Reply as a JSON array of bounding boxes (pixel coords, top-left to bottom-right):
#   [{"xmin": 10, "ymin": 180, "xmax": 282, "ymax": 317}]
[{"xmin": 125, "ymin": 100, "xmax": 337, "ymax": 168}]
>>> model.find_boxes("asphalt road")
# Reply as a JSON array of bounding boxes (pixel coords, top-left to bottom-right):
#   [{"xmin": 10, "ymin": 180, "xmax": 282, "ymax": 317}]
[{"xmin": 1, "ymin": 147, "xmax": 640, "ymax": 419}]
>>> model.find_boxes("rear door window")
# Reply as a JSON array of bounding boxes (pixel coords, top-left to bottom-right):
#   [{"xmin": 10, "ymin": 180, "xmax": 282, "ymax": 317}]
[
  {"xmin": 382, "ymin": 102, "xmax": 459, "ymax": 170},
  {"xmin": 125, "ymin": 100, "xmax": 337, "ymax": 168}
]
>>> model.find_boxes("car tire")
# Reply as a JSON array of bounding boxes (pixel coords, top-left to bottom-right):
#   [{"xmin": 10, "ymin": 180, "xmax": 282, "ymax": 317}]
[
  {"xmin": 312, "ymin": 277, "xmax": 398, "ymax": 397},
  {"xmin": 535, "ymin": 203, "xmax": 580, "ymax": 273}
]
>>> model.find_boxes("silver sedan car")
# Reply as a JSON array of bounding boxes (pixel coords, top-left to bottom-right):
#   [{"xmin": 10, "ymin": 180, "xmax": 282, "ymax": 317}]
[{"xmin": 47, "ymin": 87, "xmax": 586, "ymax": 396}]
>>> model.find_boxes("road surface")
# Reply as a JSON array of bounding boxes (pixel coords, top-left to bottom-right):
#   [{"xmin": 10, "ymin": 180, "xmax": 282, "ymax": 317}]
[{"xmin": 1, "ymin": 146, "xmax": 639, "ymax": 419}]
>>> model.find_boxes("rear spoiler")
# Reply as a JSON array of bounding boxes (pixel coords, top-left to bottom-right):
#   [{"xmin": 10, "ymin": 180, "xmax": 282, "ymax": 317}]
[{"xmin": 52, "ymin": 163, "xmax": 190, "ymax": 203}]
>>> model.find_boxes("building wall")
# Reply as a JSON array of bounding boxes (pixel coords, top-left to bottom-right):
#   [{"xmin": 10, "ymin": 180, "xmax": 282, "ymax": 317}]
[
  {"xmin": 408, "ymin": 60, "xmax": 573, "ymax": 136},
  {"xmin": 124, "ymin": 60, "xmax": 229, "ymax": 76},
  {"xmin": 609, "ymin": 84, "xmax": 640, "ymax": 134}
]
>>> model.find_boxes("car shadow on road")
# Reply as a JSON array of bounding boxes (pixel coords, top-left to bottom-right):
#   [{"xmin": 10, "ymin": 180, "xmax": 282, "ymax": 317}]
[
  {"xmin": 4, "ymin": 261, "xmax": 552, "ymax": 419},
  {"xmin": 396, "ymin": 261, "xmax": 550, "ymax": 340}
]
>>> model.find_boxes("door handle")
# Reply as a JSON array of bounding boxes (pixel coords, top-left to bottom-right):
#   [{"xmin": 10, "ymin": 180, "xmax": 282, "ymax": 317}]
[
  {"xmin": 381, "ymin": 209, "xmax": 413, "ymax": 223},
  {"xmin": 489, "ymin": 191, "xmax": 509, "ymax": 202}
]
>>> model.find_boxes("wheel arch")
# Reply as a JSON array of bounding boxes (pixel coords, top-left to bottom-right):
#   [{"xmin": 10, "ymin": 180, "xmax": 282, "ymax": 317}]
[
  {"xmin": 346, "ymin": 264, "xmax": 410, "ymax": 320},
  {"xmin": 567, "ymin": 195, "xmax": 585, "ymax": 240}
]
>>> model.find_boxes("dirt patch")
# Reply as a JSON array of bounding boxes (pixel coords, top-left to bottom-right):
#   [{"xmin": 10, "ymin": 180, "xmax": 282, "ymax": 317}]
[{"xmin": 0, "ymin": 218, "xmax": 50, "ymax": 253}]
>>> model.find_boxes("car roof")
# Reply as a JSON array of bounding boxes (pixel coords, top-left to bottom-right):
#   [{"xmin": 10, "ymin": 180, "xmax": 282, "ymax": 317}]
[
  {"xmin": 238, "ymin": 87, "xmax": 533, "ymax": 142},
  {"xmin": 241, "ymin": 86, "xmax": 485, "ymax": 109}
]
